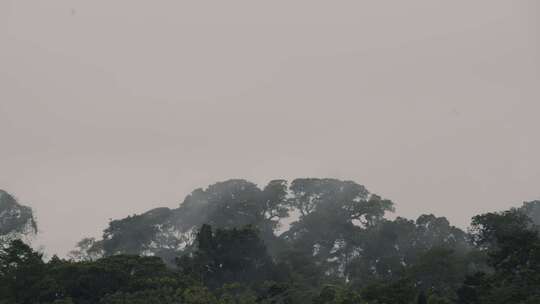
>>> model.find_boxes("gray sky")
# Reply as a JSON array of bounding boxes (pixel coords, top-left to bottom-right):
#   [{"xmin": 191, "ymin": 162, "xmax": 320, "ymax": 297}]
[{"xmin": 1, "ymin": 0, "xmax": 539, "ymax": 256}]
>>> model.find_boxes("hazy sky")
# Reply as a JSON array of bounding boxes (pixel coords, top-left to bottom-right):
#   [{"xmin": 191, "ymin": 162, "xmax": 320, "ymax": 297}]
[{"xmin": 1, "ymin": 1, "xmax": 539, "ymax": 256}]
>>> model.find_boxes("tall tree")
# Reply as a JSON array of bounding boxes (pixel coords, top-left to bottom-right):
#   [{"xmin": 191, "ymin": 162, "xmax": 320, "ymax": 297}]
[
  {"xmin": 283, "ymin": 179, "xmax": 394, "ymax": 277},
  {"xmin": 459, "ymin": 210, "xmax": 540, "ymax": 303}
]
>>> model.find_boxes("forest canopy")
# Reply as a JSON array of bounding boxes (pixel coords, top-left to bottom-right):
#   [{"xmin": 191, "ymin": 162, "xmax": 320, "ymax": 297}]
[{"xmin": 1, "ymin": 178, "xmax": 540, "ymax": 304}]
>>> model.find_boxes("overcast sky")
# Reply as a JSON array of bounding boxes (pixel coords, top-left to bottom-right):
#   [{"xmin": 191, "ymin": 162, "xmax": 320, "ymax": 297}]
[{"xmin": 1, "ymin": 0, "xmax": 539, "ymax": 256}]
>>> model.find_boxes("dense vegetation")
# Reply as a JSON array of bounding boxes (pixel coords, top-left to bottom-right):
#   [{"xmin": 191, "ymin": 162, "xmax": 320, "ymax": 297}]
[{"xmin": 1, "ymin": 179, "xmax": 540, "ymax": 303}]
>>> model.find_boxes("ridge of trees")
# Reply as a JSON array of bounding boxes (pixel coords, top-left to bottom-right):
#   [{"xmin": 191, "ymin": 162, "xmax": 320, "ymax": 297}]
[{"xmin": 1, "ymin": 179, "xmax": 540, "ymax": 303}]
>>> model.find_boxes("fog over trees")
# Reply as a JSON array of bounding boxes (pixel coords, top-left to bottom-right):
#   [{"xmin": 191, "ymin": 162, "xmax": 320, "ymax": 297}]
[
  {"xmin": 2, "ymin": 1, "xmax": 538, "ymax": 303},
  {"xmin": 0, "ymin": 190, "xmax": 37, "ymax": 243},
  {"xmin": 1, "ymin": 178, "xmax": 540, "ymax": 303}
]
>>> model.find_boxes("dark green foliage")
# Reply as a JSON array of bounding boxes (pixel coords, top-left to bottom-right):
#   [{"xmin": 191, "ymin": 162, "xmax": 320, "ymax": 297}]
[
  {"xmin": 458, "ymin": 210, "xmax": 540, "ymax": 304},
  {"xmin": 346, "ymin": 214, "xmax": 470, "ymax": 291},
  {"xmin": 361, "ymin": 278, "xmax": 417, "ymax": 304},
  {"xmin": 407, "ymin": 247, "xmax": 468, "ymax": 298},
  {"xmin": 417, "ymin": 291, "xmax": 427, "ymax": 304},
  {"xmin": 102, "ymin": 207, "xmax": 176, "ymax": 256},
  {"xmin": 0, "ymin": 239, "xmax": 186, "ymax": 303},
  {"xmin": 99, "ymin": 288, "xmax": 181, "ymax": 304},
  {"xmin": 312, "ymin": 285, "xmax": 362, "ymax": 304},
  {"xmin": 178, "ymin": 224, "xmax": 278, "ymax": 289},
  {"xmin": 0, "ymin": 239, "xmax": 46, "ymax": 303}
]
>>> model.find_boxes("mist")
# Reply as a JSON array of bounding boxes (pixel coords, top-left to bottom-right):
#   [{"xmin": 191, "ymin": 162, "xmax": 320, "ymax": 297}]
[{"xmin": 2, "ymin": 0, "xmax": 539, "ymax": 257}]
